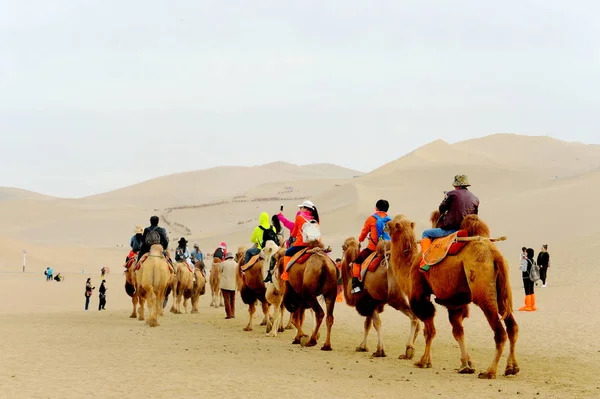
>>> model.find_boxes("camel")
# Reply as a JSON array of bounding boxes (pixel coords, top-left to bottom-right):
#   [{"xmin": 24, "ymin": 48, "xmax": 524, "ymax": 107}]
[
  {"xmin": 387, "ymin": 213, "xmax": 519, "ymax": 379},
  {"xmin": 282, "ymin": 242, "xmax": 338, "ymax": 350},
  {"xmin": 236, "ymin": 246, "xmax": 272, "ymax": 331},
  {"xmin": 165, "ymin": 264, "xmax": 178, "ymax": 313},
  {"xmin": 173, "ymin": 261, "xmax": 194, "ymax": 314},
  {"xmin": 191, "ymin": 268, "xmax": 207, "ymax": 313},
  {"xmin": 261, "ymin": 241, "xmax": 290, "ymax": 337},
  {"xmin": 340, "ymin": 237, "xmax": 420, "ymax": 358},
  {"xmin": 123, "ymin": 262, "xmax": 139, "ymax": 319},
  {"xmin": 134, "ymin": 244, "xmax": 172, "ymax": 327},
  {"xmin": 209, "ymin": 259, "xmax": 224, "ymax": 308}
]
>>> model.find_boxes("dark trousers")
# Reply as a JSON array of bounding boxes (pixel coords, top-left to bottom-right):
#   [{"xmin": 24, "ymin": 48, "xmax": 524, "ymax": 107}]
[
  {"xmin": 540, "ymin": 266, "xmax": 548, "ymax": 284},
  {"xmin": 222, "ymin": 289, "xmax": 236, "ymax": 318},
  {"xmin": 98, "ymin": 296, "xmax": 106, "ymax": 310},
  {"xmin": 355, "ymin": 248, "xmax": 374, "ymax": 265},
  {"xmin": 523, "ymin": 278, "xmax": 534, "ymax": 295},
  {"xmin": 85, "ymin": 295, "xmax": 91, "ymax": 310},
  {"xmin": 285, "ymin": 245, "xmax": 307, "ymax": 257}
]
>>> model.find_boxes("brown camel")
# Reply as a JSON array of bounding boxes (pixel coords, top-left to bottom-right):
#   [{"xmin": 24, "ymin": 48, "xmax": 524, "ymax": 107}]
[
  {"xmin": 191, "ymin": 268, "xmax": 207, "ymax": 313},
  {"xmin": 340, "ymin": 237, "xmax": 420, "ymax": 358},
  {"xmin": 173, "ymin": 261, "xmax": 194, "ymax": 314},
  {"xmin": 134, "ymin": 244, "xmax": 172, "ymax": 327},
  {"xmin": 236, "ymin": 246, "xmax": 272, "ymax": 331},
  {"xmin": 209, "ymin": 259, "xmax": 224, "ymax": 307},
  {"xmin": 387, "ymin": 213, "xmax": 519, "ymax": 379},
  {"xmin": 123, "ymin": 262, "xmax": 139, "ymax": 318},
  {"xmin": 282, "ymin": 243, "xmax": 338, "ymax": 351}
]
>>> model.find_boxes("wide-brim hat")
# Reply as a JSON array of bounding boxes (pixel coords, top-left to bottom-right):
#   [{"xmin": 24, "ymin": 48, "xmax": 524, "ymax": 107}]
[
  {"xmin": 452, "ymin": 174, "xmax": 470, "ymax": 187},
  {"xmin": 178, "ymin": 237, "xmax": 188, "ymax": 245},
  {"xmin": 297, "ymin": 200, "xmax": 315, "ymax": 210},
  {"xmin": 134, "ymin": 225, "xmax": 144, "ymax": 234}
]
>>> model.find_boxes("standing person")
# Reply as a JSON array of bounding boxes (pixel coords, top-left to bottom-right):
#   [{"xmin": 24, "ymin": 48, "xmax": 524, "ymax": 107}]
[
  {"xmin": 537, "ymin": 244, "xmax": 550, "ymax": 287},
  {"xmin": 244, "ymin": 212, "xmax": 278, "ymax": 265},
  {"xmin": 98, "ymin": 280, "xmax": 107, "ymax": 310},
  {"xmin": 519, "ymin": 248, "xmax": 537, "ymax": 312},
  {"xmin": 85, "ymin": 278, "xmax": 95, "ymax": 311},
  {"xmin": 47, "ymin": 266, "xmax": 54, "ymax": 281},
  {"xmin": 219, "ymin": 252, "xmax": 238, "ymax": 319},
  {"xmin": 520, "ymin": 247, "xmax": 527, "ymax": 263}
]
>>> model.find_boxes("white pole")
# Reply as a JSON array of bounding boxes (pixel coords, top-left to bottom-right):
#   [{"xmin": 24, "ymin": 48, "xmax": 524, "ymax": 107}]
[{"xmin": 22, "ymin": 249, "xmax": 26, "ymax": 272}]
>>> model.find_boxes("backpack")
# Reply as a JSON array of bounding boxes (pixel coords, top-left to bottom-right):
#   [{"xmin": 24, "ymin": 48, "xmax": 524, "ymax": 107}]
[
  {"xmin": 259, "ymin": 225, "xmax": 279, "ymax": 248},
  {"xmin": 145, "ymin": 228, "xmax": 161, "ymax": 246},
  {"xmin": 529, "ymin": 260, "xmax": 541, "ymax": 282},
  {"xmin": 301, "ymin": 218, "xmax": 321, "ymax": 243},
  {"xmin": 371, "ymin": 213, "xmax": 391, "ymax": 243}
]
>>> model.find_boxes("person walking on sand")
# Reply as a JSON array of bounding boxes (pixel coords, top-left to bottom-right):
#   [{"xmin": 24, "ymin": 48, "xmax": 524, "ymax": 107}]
[
  {"xmin": 98, "ymin": 280, "xmax": 107, "ymax": 310},
  {"xmin": 537, "ymin": 244, "xmax": 550, "ymax": 287},
  {"xmin": 519, "ymin": 248, "xmax": 537, "ymax": 312},
  {"xmin": 219, "ymin": 252, "xmax": 238, "ymax": 319},
  {"xmin": 85, "ymin": 278, "xmax": 95, "ymax": 311}
]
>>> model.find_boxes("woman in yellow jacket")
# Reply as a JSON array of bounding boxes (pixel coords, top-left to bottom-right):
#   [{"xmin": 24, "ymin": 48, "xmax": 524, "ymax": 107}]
[{"xmin": 244, "ymin": 212, "xmax": 277, "ymax": 265}]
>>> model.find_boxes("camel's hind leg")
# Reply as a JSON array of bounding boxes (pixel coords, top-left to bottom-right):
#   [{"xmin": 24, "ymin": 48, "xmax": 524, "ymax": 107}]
[
  {"xmin": 259, "ymin": 300, "xmax": 270, "ymax": 326},
  {"xmin": 371, "ymin": 310, "xmax": 385, "ymax": 357},
  {"xmin": 304, "ymin": 297, "xmax": 324, "ymax": 348},
  {"xmin": 448, "ymin": 305, "xmax": 475, "ymax": 374},
  {"xmin": 389, "ymin": 297, "xmax": 420, "ymax": 360},
  {"xmin": 356, "ymin": 316, "xmax": 372, "ymax": 352},
  {"xmin": 243, "ymin": 301, "xmax": 256, "ymax": 331},
  {"xmin": 183, "ymin": 296, "xmax": 190, "ymax": 314},
  {"xmin": 277, "ymin": 302, "xmax": 286, "ymax": 333},
  {"xmin": 147, "ymin": 288, "xmax": 160, "ymax": 327},
  {"xmin": 320, "ymin": 295, "xmax": 335, "ymax": 351},
  {"xmin": 503, "ymin": 313, "xmax": 520, "ymax": 376},
  {"xmin": 219, "ymin": 290, "xmax": 224, "ymax": 307},
  {"xmin": 477, "ymin": 303, "xmax": 508, "ymax": 379},
  {"xmin": 137, "ymin": 290, "xmax": 146, "ymax": 321},
  {"xmin": 285, "ymin": 311, "xmax": 294, "ymax": 330},
  {"xmin": 291, "ymin": 309, "xmax": 308, "ymax": 344},
  {"xmin": 267, "ymin": 297, "xmax": 282, "ymax": 337},
  {"xmin": 170, "ymin": 284, "xmax": 178, "ymax": 314},
  {"xmin": 130, "ymin": 293, "xmax": 138, "ymax": 318}
]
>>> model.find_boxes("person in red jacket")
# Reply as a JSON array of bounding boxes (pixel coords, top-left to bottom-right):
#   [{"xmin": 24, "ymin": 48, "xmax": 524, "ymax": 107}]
[{"xmin": 351, "ymin": 199, "xmax": 390, "ymax": 294}]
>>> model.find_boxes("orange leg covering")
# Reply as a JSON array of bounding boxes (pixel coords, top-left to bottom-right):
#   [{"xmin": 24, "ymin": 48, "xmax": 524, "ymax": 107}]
[
  {"xmin": 352, "ymin": 262, "xmax": 361, "ymax": 278},
  {"xmin": 419, "ymin": 238, "xmax": 432, "ymax": 267},
  {"xmin": 281, "ymin": 256, "xmax": 291, "ymax": 281}
]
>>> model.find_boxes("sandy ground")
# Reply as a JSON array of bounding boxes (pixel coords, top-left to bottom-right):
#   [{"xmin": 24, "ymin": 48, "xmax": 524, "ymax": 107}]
[{"xmin": 1, "ymin": 263, "xmax": 598, "ymax": 399}]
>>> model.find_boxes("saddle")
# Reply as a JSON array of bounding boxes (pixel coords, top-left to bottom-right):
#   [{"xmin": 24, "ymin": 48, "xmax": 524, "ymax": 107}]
[
  {"xmin": 240, "ymin": 254, "xmax": 261, "ymax": 272},
  {"xmin": 285, "ymin": 246, "xmax": 334, "ymax": 272},
  {"xmin": 422, "ymin": 230, "xmax": 469, "ymax": 269},
  {"xmin": 177, "ymin": 261, "xmax": 193, "ymax": 273},
  {"xmin": 135, "ymin": 252, "xmax": 175, "ymax": 273},
  {"xmin": 359, "ymin": 252, "xmax": 386, "ymax": 282}
]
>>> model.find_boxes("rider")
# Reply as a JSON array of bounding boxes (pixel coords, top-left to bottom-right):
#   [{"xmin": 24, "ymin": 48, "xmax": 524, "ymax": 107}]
[
  {"xmin": 191, "ymin": 244, "xmax": 204, "ymax": 262},
  {"xmin": 137, "ymin": 216, "xmax": 170, "ymax": 261},
  {"xmin": 244, "ymin": 212, "xmax": 278, "ymax": 265},
  {"xmin": 267, "ymin": 200, "xmax": 320, "ymax": 283},
  {"xmin": 212, "ymin": 242, "xmax": 227, "ymax": 263},
  {"xmin": 351, "ymin": 199, "xmax": 390, "ymax": 294},
  {"xmin": 419, "ymin": 175, "xmax": 479, "ymax": 267},
  {"xmin": 175, "ymin": 237, "xmax": 194, "ymax": 270}
]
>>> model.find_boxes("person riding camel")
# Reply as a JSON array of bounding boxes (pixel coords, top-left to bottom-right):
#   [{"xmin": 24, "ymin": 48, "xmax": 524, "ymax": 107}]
[
  {"xmin": 419, "ymin": 174, "xmax": 479, "ymax": 269},
  {"xmin": 266, "ymin": 200, "xmax": 321, "ymax": 283},
  {"xmin": 212, "ymin": 242, "xmax": 227, "ymax": 263},
  {"xmin": 137, "ymin": 216, "xmax": 170, "ymax": 262},
  {"xmin": 175, "ymin": 237, "xmax": 194, "ymax": 270},
  {"xmin": 125, "ymin": 225, "xmax": 145, "ymax": 266},
  {"xmin": 351, "ymin": 199, "xmax": 391, "ymax": 294},
  {"xmin": 244, "ymin": 212, "xmax": 278, "ymax": 265}
]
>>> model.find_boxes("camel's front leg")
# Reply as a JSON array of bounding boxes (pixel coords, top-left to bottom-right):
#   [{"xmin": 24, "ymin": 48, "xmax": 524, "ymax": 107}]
[
  {"xmin": 371, "ymin": 311, "xmax": 386, "ymax": 357},
  {"xmin": 356, "ymin": 316, "xmax": 372, "ymax": 352},
  {"xmin": 243, "ymin": 302, "xmax": 256, "ymax": 331},
  {"xmin": 130, "ymin": 293, "xmax": 138, "ymax": 318},
  {"xmin": 260, "ymin": 301, "xmax": 271, "ymax": 326}
]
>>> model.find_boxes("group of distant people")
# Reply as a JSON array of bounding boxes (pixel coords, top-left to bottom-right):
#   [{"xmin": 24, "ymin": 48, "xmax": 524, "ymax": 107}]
[
  {"xmin": 518, "ymin": 244, "xmax": 551, "ymax": 312},
  {"xmin": 85, "ymin": 278, "xmax": 107, "ymax": 311},
  {"xmin": 44, "ymin": 267, "xmax": 63, "ymax": 282}
]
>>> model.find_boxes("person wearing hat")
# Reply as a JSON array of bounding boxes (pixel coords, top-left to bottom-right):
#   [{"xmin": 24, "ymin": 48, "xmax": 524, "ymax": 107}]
[
  {"xmin": 219, "ymin": 252, "xmax": 238, "ymax": 319},
  {"xmin": 419, "ymin": 175, "xmax": 480, "ymax": 271},
  {"xmin": 126, "ymin": 225, "xmax": 145, "ymax": 265},
  {"xmin": 175, "ymin": 237, "xmax": 193, "ymax": 269},
  {"xmin": 266, "ymin": 200, "xmax": 321, "ymax": 283}
]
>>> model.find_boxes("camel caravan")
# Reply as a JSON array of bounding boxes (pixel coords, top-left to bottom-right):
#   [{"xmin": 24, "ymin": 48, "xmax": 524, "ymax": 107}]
[{"xmin": 121, "ymin": 175, "xmax": 520, "ymax": 379}]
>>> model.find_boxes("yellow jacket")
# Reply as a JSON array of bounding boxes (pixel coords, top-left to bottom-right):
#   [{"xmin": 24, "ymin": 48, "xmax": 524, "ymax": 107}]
[{"xmin": 250, "ymin": 212, "xmax": 276, "ymax": 249}]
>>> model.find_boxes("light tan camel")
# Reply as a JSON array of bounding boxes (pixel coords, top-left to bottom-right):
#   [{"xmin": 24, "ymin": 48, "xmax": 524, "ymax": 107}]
[
  {"xmin": 261, "ymin": 241, "xmax": 288, "ymax": 337},
  {"xmin": 124, "ymin": 262, "xmax": 139, "ymax": 318},
  {"xmin": 165, "ymin": 263, "xmax": 178, "ymax": 313},
  {"xmin": 209, "ymin": 259, "xmax": 224, "ymax": 307},
  {"xmin": 173, "ymin": 261, "xmax": 194, "ymax": 314},
  {"xmin": 135, "ymin": 244, "xmax": 172, "ymax": 327},
  {"xmin": 388, "ymin": 213, "xmax": 519, "ymax": 379},
  {"xmin": 282, "ymin": 243, "xmax": 338, "ymax": 350},
  {"xmin": 236, "ymin": 246, "xmax": 272, "ymax": 331},
  {"xmin": 191, "ymin": 268, "xmax": 207, "ymax": 313},
  {"xmin": 341, "ymin": 237, "xmax": 420, "ymax": 358}
]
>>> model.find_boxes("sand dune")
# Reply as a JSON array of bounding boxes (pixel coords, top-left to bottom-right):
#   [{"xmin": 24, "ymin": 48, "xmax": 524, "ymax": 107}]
[{"xmin": 0, "ymin": 187, "xmax": 56, "ymax": 202}]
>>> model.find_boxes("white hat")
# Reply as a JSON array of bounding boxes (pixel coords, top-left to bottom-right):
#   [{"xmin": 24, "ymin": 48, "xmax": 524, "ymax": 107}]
[{"xmin": 297, "ymin": 200, "xmax": 315, "ymax": 210}]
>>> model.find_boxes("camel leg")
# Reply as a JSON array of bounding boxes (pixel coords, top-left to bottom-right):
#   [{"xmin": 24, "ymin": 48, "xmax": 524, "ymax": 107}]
[
  {"xmin": 130, "ymin": 293, "xmax": 138, "ymax": 318},
  {"xmin": 415, "ymin": 318, "xmax": 436, "ymax": 369},
  {"xmin": 477, "ymin": 304, "xmax": 507, "ymax": 379},
  {"xmin": 390, "ymin": 297, "xmax": 420, "ymax": 360},
  {"xmin": 219, "ymin": 290, "xmax": 224, "ymax": 307},
  {"xmin": 170, "ymin": 285, "xmax": 178, "ymax": 314},
  {"xmin": 277, "ymin": 302, "xmax": 286, "ymax": 333},
  {"xmin": 285, "ymin": 311, "xmax": 294, "ymax": 330},
  {"xmin": 305, "ymin": 298, "xmax": 324, "ymax": 348},
  {"xmin": 137, "ymin": 291, "xmax": 146, "ymax": 321},
  {"xmin": 371, "ymin": 311, "xmax": 385, "ymax": 357},
  {"xmin": 267, "ymin": 298, "xmax": 282, "ymax": 337},
  {"xmin": 183, "ymin": 296, "xmax": 190, "ymax": 314},
  {"xmin": 191, "ymin": 295, "xmax": 199, "ymax": 314},
  {"xmin": 243, "ymin": 301, "xmax": 256, "ymax": 331},
  {"xmin": 147, "ymin": 289, "xmax": 159, "ymax": 327},
  {"xmin": 291, "ymin": 309, "xmax": 308, "ymax": 344},
  {"xmin": 503, "ymin": 313, "xmax": 520, "ymax": 376},
  {"xmin": 356, "ymin": 316, "xmax": 372, "ymax": 352},
  {"xmin": 448, "ymin": 306, "xmax": 475, "ymax": 374},
  {"xmin": 260, "ymin": 301, "xmax": 270, "ymax": 326},
  {"xmin": 321, "ymin": 295, "xmax": 335, "ymax": 351}
]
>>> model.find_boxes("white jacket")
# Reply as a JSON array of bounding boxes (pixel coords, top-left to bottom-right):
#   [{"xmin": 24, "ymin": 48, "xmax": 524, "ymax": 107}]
[{"xmin": 219, "ymin": 259, "xmax": 238, "ymax": 291}]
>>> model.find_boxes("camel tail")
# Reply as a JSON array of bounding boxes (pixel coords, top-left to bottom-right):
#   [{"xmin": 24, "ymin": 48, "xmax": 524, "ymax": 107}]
[{"xmin": 495, "ymin": 251, "xmax": 513, "ymax": 320}]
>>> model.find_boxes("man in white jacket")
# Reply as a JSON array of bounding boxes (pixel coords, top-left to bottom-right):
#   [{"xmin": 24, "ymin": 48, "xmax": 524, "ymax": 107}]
[{"xmin": 219, "ymin": 252, "xmax": 238, "ymax": 319}]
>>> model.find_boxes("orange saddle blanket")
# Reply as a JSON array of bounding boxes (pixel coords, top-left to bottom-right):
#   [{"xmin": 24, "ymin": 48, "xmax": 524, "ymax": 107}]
[
  {"xmin": 241, "ymin": 254, "xmax": 261, "ymax": 272},
  {"xmin": 422, "ymin": 230, "xmax": 469, "ymax": 267},
  {"xmin": 359, "ymin": 252, "xmax": 385, "ymax": 282},
  {"xmin": 285, "ymin": 247, "xmax": 311, "ymax": 272}
]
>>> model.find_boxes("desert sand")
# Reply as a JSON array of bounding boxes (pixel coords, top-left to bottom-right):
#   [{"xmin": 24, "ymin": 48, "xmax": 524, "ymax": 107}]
[{"xmin": 1, "ymin": 133, "xmax": 600, "ymax": 398}]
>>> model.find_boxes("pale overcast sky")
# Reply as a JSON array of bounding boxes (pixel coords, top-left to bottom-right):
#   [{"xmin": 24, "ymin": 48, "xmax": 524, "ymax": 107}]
[{"xmin": 1, "ymin": 1, "xmax": 599, "ymax": 198}]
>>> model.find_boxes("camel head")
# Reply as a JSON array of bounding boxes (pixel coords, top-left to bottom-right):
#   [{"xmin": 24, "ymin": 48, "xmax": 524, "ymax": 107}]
[
  {"xmin": 430, "ymin": 210, "xmax": 441, "ymax": 228},
  {"xmin": 387, "ymin": 214, "xmax": 417, "ymax": 251},
  {"xmin": 235, "ymin": 246, "xmax": 246, "ymax": 264},
  {"xmin": 260, "ymin": 240, "xmax": 280, "ymax": 280},
  {"xmin": 341, "ymin": 237, "xmax": 359, "ymax": 269},
  {"xmin": 461, "ymin": 215, "xmax": 490, "ymax": 238}
]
